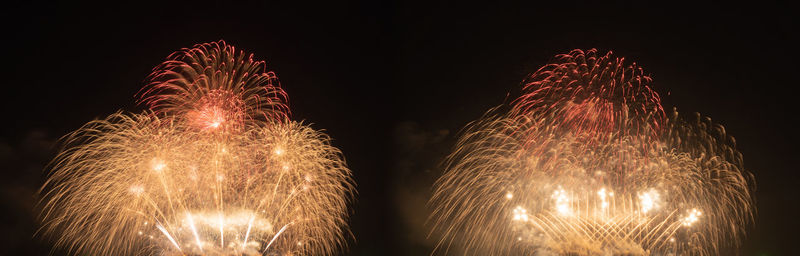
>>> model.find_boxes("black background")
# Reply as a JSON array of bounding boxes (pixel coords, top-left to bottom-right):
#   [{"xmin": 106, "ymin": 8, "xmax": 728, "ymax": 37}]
[{"xmin": 1, "ymin": 1, "xmax": 796, "ymax": 255}]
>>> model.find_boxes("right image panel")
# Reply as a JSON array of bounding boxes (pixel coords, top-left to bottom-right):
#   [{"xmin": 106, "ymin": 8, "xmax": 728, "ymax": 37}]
[{"xmin": 427, "ymin": 49, "xmax": 754, "ymax": 255}]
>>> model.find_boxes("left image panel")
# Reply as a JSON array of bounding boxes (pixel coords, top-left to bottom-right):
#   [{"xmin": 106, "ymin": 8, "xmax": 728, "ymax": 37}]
[{"xmin": 38, "ymin": 41, "xmax": 355, "ymax": 256}]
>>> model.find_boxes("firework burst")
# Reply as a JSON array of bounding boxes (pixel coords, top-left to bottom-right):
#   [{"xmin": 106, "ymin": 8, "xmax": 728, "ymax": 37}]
[
  {"xmin": 430, "ymin": 49, "xmax": 754, "ymax": 255},
  {"xmin": 39, "ymin": 41, "xmax": 354, "ymax": 256}
]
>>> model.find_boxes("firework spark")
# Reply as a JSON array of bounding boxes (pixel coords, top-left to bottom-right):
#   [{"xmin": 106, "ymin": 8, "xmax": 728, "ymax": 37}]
[
  {"xmin": 430, "ymin": 49, "xmax": 754, "ymax": 255},
  {"xmin": 39, "ymin": 41, "xmax": 354, "ymax": 256}
]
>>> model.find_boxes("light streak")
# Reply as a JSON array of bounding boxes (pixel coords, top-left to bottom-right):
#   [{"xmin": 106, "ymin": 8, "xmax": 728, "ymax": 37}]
[
  {"xmin": 156, "ymin": 223, "xmax": 181, "ymax": 251},
  {"xmin": 264, "ymin": 223, "xmax": 292, "ymax": 253}
]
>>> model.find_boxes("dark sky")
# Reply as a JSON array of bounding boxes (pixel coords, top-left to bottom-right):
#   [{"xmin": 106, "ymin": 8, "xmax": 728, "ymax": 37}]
[{"xmin": 1, "ymin": 1, "xmax": 796, "ymax": 255}]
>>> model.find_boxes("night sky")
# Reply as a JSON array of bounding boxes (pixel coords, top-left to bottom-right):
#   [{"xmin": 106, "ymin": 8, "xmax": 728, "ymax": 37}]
[{"xmin": 1, "ymin": 1, "xmax": 796, "ymax": 255}]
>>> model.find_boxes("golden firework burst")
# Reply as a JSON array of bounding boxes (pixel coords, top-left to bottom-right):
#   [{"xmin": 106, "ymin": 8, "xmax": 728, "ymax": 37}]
[
  {"xmin": 429, "ymin": 49, "xmax": 754, "ymax": 255},
  {"xmin": 39, "ymin": 41, "xmax": 354, "ymax": 256}
]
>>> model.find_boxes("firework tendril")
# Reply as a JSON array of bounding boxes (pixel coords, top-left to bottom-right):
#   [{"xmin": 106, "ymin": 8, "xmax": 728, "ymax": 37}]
[
  {"xmin": 430, "ymin": 49, "xmax": 754, "ymax": 255},
  {"xmin": 39, "ymin": 41, "xmax": 354, "ymax": 256}
]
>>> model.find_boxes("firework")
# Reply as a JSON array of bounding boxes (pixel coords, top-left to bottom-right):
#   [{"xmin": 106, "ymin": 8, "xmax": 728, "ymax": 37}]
[
  {"xmin": 430, "ymin": 49, "xmax": 754, "ymax": 255},
  {"xmin": 39, "ymin": 41, "xmax": 354, "ymax": 256}
]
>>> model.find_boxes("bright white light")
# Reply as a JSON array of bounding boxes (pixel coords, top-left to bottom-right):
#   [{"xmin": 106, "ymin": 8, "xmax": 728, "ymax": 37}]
[
  {"xmin": 552, "ymin": 187, "xmax": 571, "ymax": 216},
  {"xmin": 129, "ymin": 185, "xmax": 144, "ymax": 196},
  {"xmin": 512, "ymin": 206, "xmax": 529, "ymax": 222},
  {"xmin": 152, "ymin": 159, "xmax": 166, "ymax": 172},
  {"xmin": 682, "ymin": 208, "xmax": 702, "ymax": 227},
  {"xmin": 598, "ymin": 188, "xmax": 609, "ymax": 209},
  {"xmin": 639, "ymin": 189, "xmax": 660, "ymax": 213}
]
